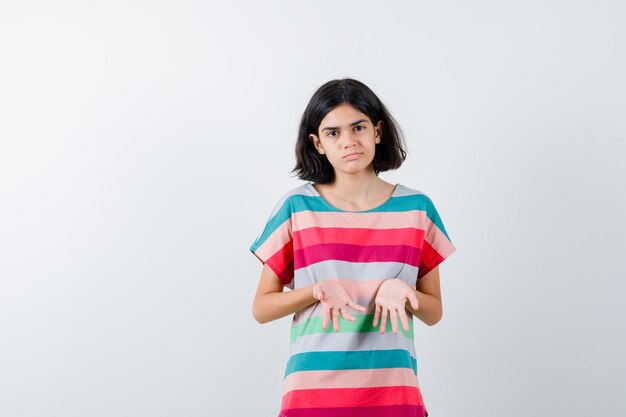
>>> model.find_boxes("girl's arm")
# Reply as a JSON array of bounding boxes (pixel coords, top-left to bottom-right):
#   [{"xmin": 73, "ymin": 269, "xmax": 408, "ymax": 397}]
[
  {"xmin": 252, "ymin": 264, "xmax": 367, "ymax": 327},
  {"xmin": 252, "ymin": 264, "xmax": 318, "ymax": 324},
  {"xmin": 406, "ymin": 266, "xmax": 443, "ymax": 326}
]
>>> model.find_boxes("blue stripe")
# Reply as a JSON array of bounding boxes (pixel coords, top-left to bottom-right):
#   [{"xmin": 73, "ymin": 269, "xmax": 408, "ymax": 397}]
[
  {"xmin": 251, "ymin": 193, "xmax": 451, "ymax": 252},
  {"xmin": 249, "ymin": 199, "xmax": 293, "ymax": 252},
  {"xmin": 289, "ymin": 194, "xmax": 432, "ymax": 214},
  {"xmin": 284, "ymin": 349, "xmax": 417, "ymax": 377}
]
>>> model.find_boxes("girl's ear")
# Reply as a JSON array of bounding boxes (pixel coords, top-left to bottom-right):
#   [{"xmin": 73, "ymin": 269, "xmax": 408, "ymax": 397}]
[
  {"xmin": 375, "ymin": 120, "xmax": 383, "ymax": 144},
  {"xmin": 309, "ymin": 133, "xmax": 325, "ymax": 154}
]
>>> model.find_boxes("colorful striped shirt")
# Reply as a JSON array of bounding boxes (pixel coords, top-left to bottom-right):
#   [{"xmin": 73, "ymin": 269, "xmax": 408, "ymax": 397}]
[{"xmin": 250, "ymin": 182, "xmax": 456, "ymax": 417}]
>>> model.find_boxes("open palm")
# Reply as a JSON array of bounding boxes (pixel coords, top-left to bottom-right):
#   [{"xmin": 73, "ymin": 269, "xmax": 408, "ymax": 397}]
[
  {"xmin": 313, "ymin": 280, "xmax": 367, "ymax": 332},
  {"xmin": 373, "ymin": 279, "xmax": 419, "ymax": 334}
]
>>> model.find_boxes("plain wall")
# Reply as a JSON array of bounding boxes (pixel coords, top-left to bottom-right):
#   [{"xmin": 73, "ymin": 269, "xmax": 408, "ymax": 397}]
[{"xmin": 1, "ymin": 1, "xmax": 625, "ymax": 416}]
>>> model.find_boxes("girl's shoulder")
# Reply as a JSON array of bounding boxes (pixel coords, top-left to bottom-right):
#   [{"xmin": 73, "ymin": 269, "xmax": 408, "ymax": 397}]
[
  {"xmin": 272, "ymin": 182, "xmax": 316, "ymax": 206},
  {"xmin": 395, "ymin": 183, "xmax": 431, "ymax": 199},
  {"xmin": 282, "ymin": 182, "xmax": 317, "ymax": 199},
  {"xmin": 394, "ymin": 184, "xmax": 441, "ymax": 213},
  {"xmin": 262, "ymin": 183, "xmax": 315, "ymax": 218},
  {"xmin": 394, "ymin": 184, "xmax": 426, "ymax": 197}
]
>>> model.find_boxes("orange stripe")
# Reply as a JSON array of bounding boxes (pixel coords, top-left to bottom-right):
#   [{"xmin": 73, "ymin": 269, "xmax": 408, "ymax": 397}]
[
  {"xmin": 417, "ymin": 241, "xmax": 441, "ymax": 278},
  {"xmin": 293, "ymin": 227, "xmax": 425, "ymax": 250},
  {"xmin": 266, "ymin": 240, "xmax": 294, "ymax": 284}
]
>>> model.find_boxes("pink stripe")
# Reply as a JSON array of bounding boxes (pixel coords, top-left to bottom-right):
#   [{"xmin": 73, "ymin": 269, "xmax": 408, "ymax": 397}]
[
  {"xmin": 282, "ymin": 385, "xmax": 423, "ymax": 409},
  {"xmin": 253, "ymin": 219, "xmax": 291, "ymax": 262},
  {"xmin": 292, "ymin": 210, "xmax": 425, "ymax": 232},
  {"xmin": 281, "ymin": 404, "xmax": 427, "ymax": 417},
  {"xmin": 258, "ymin": 212, "xmax": 453, "ymax": 266},
  {"xmin": 283, "ymin": 368, "xmax": 419, "ymax": 392},
  {"xmin": 331, "ymin": 279, "xmax": 386, "ymax": 298},
  {"xmin": 292, "ymin": 210, "xmax": 452, "ymax": 259},
  {"xmin": 424, "ymin": 222, "xmax": 455, "ymax": 259},
  {"xmin": 294, "ymin": 244, "xmax": 420, "ymax": 269}
]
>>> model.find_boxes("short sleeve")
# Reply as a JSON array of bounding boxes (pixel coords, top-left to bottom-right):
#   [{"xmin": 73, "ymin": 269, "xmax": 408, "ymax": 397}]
[
  {"xmin": 418, "ymin": 196, "xmax": 456, "ymax": 279},
  {"xmin": 249, "ymin": 194, "xmax": 294, "ymax": 288}
]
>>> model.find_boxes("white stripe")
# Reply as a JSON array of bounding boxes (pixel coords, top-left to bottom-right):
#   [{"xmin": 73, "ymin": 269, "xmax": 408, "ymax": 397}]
[
  {"xmin": 290, "ymin": 331, "xmax": 417, "ymax": 356},
  {"xmin": 293, "ymin": 260, "xmax": 418, "ymax": 287}
]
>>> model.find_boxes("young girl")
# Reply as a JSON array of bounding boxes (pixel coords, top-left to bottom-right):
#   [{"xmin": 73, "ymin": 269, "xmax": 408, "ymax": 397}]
[{"xmin": 250, "ymin": 78, "xmax": 456, "ymax": 417}]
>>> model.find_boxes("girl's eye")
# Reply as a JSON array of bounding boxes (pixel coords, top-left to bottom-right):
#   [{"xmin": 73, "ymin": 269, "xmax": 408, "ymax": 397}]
[
  {"xmin": 327, "ymin": 131, "xmax": 338, "ymax": 138},
  {"xmin": 354, "ymin": 125, "xmax": 365, "ymax": 132}
]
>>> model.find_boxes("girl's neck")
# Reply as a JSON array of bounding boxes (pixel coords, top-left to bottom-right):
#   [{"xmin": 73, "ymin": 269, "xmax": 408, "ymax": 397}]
[{"xmin": 315, "ymin": 169, "xmax": 395, "ymax": 209}]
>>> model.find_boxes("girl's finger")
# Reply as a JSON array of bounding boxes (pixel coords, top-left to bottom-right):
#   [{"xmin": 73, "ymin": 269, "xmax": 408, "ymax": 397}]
[
  {"xmin": 348, "ymin": 301, "xmax": 367, "ymax": 312},
  {"xmin": 389, "ymin": 308, "xmax": 399, "ymax": 334},
  {"xmin": 340, "ymin": 308, "xmax": 356, "ymax": 322},
  {"xmin": 313, "ymin": 285, "xmax": 324, "ymax": 301},
  {"xmin": 322, "ymin": 306, "xmax": 330, "ymax": 330},
  {"xmin": 332, "ymin": 308, "xmax": 340, "ymax": 332},
  {"xmin": 380, "ymin": 307, "xmax": 388, "ymax": 334},
  {"xmin": 408, "ymin": 291, "xmax": 419, "ymax": 311},
  {"xmin": 372, "ymin": 304, "xmax": 380, "ymax": 327},
  {"xmin": 398, "ymin": 308, "xmax": 410, "ymax": 332}
]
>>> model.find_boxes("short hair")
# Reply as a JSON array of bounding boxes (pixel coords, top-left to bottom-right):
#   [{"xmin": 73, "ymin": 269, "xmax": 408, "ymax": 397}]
[{"xmin": 292, "ymin": 78, "xmax": 406, "ymax": 184}]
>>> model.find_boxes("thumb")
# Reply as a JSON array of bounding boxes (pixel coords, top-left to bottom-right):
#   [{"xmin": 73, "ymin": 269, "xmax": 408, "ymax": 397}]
[{"xmin": 408, "ymin": 292, "xmax": 419, "ymax": 310}]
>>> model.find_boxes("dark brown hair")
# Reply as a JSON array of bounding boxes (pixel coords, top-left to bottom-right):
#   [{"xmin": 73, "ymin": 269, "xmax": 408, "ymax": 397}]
[{"xmin": 292, "ymin": 78, "xmax": 406, "ymax": 184}]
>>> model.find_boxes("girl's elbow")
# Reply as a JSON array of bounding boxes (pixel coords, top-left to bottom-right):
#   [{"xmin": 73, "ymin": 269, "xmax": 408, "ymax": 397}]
[
  {"xmin": 253, "ymin": 314, "xmax": 270, "ymax": 324},
  {"xmin": 425, "ymin": 309, "xmax": 443, "ymax": 326},
  {"xmin": 253, "ymin": 316, "xmax": 267, "ymax": 324},
  {"xmin": 252, "ymin": 306, "xmax": 265, "ymax": 324},
  {"xmin": 252, "ymin": 303, "xmax": 270, "ymax": 324}
]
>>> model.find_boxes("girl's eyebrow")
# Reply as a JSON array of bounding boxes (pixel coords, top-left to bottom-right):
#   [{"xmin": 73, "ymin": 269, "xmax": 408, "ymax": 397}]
[{"xmin": 321, "ymin": 119, "xmax": 369, "ymax": 131}]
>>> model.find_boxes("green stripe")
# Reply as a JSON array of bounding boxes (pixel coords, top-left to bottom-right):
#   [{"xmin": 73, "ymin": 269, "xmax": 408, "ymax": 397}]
[
  {"xmin": 285, "ymin": 349, "xmax": 417, "ymax": 377},
  {"xmin": 290, "ymin": 313, "xmax": 413, "ymax": 343}
]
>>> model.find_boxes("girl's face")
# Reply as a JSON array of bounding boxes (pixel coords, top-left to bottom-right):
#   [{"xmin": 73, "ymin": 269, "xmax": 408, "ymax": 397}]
[{"xmin": 309, "ymin": 103, "xmax": 383, "ymax": 178}]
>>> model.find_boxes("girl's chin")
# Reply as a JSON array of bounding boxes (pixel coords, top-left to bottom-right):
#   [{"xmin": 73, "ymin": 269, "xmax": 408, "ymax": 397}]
[{"xmin": 333, "ymin": 164, "xmax": 376, "ymax": 176}]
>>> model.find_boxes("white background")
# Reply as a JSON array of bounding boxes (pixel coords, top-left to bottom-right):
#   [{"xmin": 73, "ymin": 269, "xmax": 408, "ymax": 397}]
[{"xmin": 1, "ymin": 1, "xmax": 625, "ymax": 416}]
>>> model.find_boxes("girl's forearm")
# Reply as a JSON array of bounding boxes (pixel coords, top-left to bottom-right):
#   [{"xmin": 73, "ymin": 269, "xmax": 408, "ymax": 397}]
[
  {"xmin": 253, "ymin": 284, "xmax": 318, "ymax": 324},
  {"xmin": 406, "ymin": 290, "xmax": 443, "ymax": 326}
]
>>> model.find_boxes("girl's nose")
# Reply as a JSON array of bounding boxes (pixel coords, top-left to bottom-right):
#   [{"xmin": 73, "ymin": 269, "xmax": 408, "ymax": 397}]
[{"xmin": 342, "ymin": 131, "xmax": 358, "ymax": 147}]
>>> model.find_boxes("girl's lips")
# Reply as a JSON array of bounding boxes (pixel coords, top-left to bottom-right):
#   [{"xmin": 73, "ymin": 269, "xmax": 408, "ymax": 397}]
[{"xmin": 344, "ymin": 152, "xmax": 362, "ymax": 160}]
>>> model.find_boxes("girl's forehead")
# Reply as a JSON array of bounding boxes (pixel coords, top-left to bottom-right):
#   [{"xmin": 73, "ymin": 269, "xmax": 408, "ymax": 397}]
[{"xmin": 320, "ymin": 104, "xmax": 371, "ymax": 126}]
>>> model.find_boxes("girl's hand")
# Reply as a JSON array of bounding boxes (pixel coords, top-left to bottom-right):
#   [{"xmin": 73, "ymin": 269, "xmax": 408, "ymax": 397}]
[
  {"xmin": 313, "ymin": 280, "xmax": 367, "ymax": 332},
  {"xmin": 373, "ymin": 279, "xmax": 419, "ymax": 334}
]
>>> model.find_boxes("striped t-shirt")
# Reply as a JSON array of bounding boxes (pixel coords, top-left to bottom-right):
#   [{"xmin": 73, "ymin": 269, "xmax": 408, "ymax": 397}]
[{"xmin": 250, "ymin": 182, "xmax": 456, "ymax": 417}]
